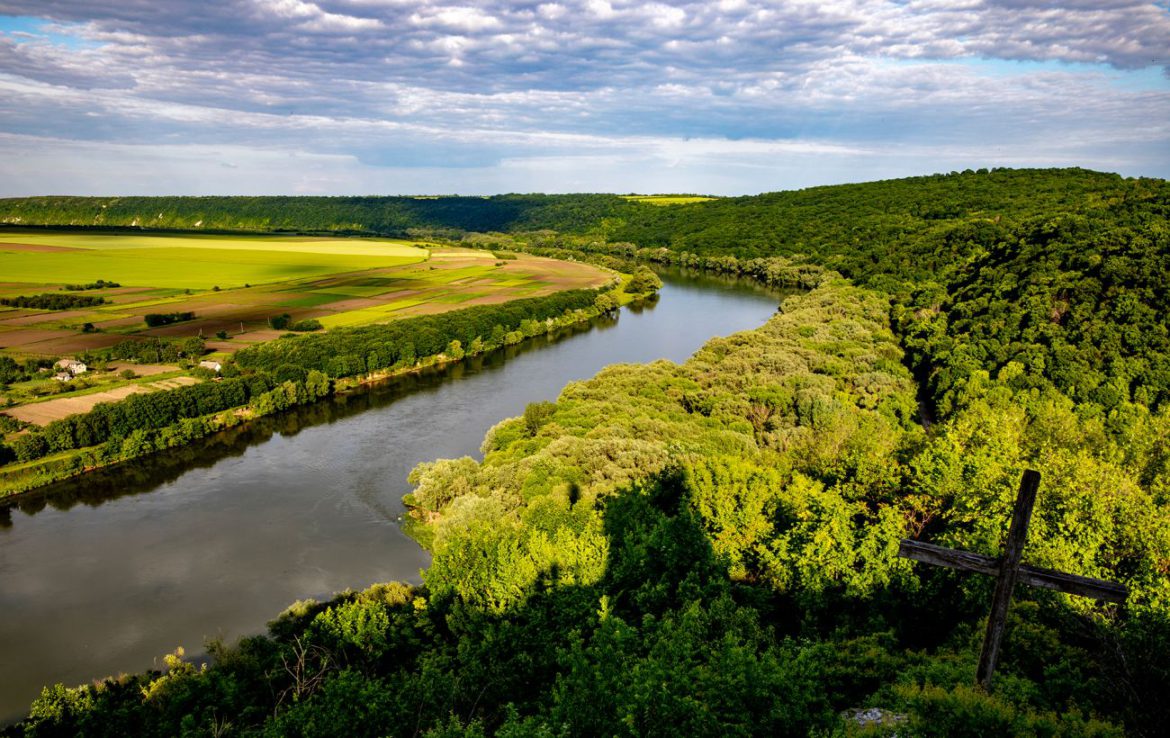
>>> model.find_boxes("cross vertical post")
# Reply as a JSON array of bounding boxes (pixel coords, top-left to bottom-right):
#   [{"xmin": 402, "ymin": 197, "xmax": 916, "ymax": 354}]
[{"xmin": 975, "ymin": 469, "xmax": 1041, "ymax": 690}]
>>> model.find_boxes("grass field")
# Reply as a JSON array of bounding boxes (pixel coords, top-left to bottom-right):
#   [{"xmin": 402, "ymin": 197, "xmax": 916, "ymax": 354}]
[
  {"xmin": 0, "ymin": 232, "xmax": 614, "ymax": 424},
  {"xmin": 622, "ymin": 195, "xmax": 717, "ymax": 205}
]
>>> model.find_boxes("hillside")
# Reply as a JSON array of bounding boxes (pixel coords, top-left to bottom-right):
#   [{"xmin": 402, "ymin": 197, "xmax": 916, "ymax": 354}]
[{"xmin": 5, "ymin": 169, "xmax": 1170, "ymax": 737}]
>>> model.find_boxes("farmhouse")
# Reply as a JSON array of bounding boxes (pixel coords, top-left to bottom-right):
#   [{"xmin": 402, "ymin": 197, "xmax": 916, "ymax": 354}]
[
  {"xmin": 54, "ymin": 359, "xmax": 87, "ymax": 376},
  {"xmin": 52, "ymin": 372, "xmax": 74, "ymax": 382},
  {"xmin": 199, "ymin": 360, "xmax": 223, "ymax": 373}
]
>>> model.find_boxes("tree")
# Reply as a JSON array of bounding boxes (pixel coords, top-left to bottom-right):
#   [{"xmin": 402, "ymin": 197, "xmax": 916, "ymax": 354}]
[{"xmin": 626, "ymin": 266, "xmax": 663, "ymax": 294}]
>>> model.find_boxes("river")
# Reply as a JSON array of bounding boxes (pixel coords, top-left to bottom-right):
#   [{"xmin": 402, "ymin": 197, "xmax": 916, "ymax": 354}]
[{"xmin": 0, "ymin": 268, "xmax": 788, "ymax": 722}]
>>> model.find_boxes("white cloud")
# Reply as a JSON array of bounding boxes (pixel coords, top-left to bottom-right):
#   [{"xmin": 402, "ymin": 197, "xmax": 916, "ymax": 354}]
[
  {"xmin": 254, "ymin": 0, "xmax": 383, "ymax": 31},
  {"xmin": 410, "ymin": 6, "xmax": 502, "ymax": 32},
  {"xmin": 0, "ymin": 0, "xmax": 1165, "ymax": 193}
]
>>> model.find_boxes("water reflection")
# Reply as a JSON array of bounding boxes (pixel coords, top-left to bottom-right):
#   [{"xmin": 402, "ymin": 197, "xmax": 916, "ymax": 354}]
[{"xmin": 1, "ymin": 311, "xmax": 624, "ymax": 525}]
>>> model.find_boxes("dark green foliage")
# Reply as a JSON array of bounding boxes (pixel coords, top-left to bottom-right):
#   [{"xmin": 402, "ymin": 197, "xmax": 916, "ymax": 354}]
[
  {"xmin": 62, "ymin": 280, "xmax": 119, "ymax": 291},
  {"xmin": 15, "ymin": 374, "xmax": 271, "ymax": 460},
  {"xmin": 106, "ymin": 337, "xmax": 204, "ymax": 363},
  {"xmin": 143, "ymin": 311, "xmax": 195, "ymax": 328},
  {"xmin": 522, "ymin": 401, "xmax": 555, "ymax": 436},
  {"xmin": 0, "ymin": 193, "xmax": 637, "ymax": 236},
  {"xmin": 289, "ymin": 319, "xmax": 322, "ymax": 332},
  {"xmin": 0, "ymin": 294, "xmax": 105, "ymax": 310},
  {"xmin": 268, "ymin": 313, "xmax": 292, "ymax": 330},
  {"xmin": 235, "ymin": 289, "xmax": 601, "ymax": 378},
  {"xmin": 895, "ymin": 205, "xmax": 1170, "ymax": 413},
  {"xmin": 0, "ymin": 356, "xmax": 32, "ymax": 384}
]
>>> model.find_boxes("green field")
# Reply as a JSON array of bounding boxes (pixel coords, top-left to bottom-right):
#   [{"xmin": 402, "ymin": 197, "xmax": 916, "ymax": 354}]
[
  {"xmin": 0, "ymin": 233, "xmax": 428, "ymax": 290},
  {"xmin": 0, "ymin": 233, "xmax": 613, "ymax": 362},
  {"xmin": 621, "ymin": 195, "xmax": 717, "ymax": 205}
]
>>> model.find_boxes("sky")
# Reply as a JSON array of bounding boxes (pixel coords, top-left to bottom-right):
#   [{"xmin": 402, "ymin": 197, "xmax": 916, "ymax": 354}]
[{"xmin": 0, "ymin": 0, "xmax": 1167, "ymax": 196}]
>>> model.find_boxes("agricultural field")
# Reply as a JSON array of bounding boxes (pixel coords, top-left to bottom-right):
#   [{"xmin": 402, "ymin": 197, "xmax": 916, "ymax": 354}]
[
  {"xmin": 0, "ymin": 232, "xmax": 428, "ymax": 289},
  {"xmin": 621, "ymin": 195, "xmax": 717, "ymax": 205},
  {"xmin": 0, "ymin": 230, "xmax": 613, "ymax": 424}
]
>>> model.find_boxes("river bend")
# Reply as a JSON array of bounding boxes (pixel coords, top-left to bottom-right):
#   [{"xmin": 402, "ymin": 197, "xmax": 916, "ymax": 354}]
[{"xmin": 0, "ymin": 269, "xmax": 786, "ymax": 721}]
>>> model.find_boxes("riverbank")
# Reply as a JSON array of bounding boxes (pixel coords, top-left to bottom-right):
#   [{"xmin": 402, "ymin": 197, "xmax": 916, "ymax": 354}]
[
  {"xmin": 0, "ymin": 267, "xmax": 788, "ymax": 723},
  {"xmin": 0, "ymin": 273, "xmax": 653, "ymax": 500}
]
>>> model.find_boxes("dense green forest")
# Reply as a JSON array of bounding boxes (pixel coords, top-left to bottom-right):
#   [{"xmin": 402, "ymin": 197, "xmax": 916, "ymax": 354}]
[
  {"xmin": 0, "ymin": 193, "xmax": 635, "ymax": 235},
  {"xmin": 5, "ymin": 169, "xmax": 1170, "ymax": 736}
]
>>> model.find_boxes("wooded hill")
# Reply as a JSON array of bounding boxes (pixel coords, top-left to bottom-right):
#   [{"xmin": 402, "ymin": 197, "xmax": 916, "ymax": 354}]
[{"xmin": 5, "ymin": 169, "xmax": 1169, "ymax": 737}]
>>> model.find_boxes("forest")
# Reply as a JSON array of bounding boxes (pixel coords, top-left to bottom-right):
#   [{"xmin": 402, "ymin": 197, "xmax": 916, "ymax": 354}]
[{"xmin": 4, "ymin": 169, "xmax": 1169, "ymax": 737}]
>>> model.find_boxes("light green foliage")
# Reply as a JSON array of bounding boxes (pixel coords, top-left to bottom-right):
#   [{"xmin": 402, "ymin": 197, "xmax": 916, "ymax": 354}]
[
  {"xmin": 890, "ymin": 683, "xmax": 1124, "ymax": 738},
  {"xmin": 310, "ymin": 600, "xmax": 391, "ymax": 657},
  {"xmin": 407, "ymin": 457, "xmax": 482, "ymax": 513},
  {"xmin": 412, "ymin": 281, "xmax": 920, "ymax": 605},
  {"xmin": 910, "ymin": 394, "xmax": 1170, "ymax": 611}
]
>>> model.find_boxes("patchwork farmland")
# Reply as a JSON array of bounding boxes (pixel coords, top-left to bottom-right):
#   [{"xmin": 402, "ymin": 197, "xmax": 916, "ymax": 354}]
[
  {"xmin": 0, "ymin": 231, "xmax": 611, "ymax": 357},
  {"xmin": 0, "ymin": 230, "xmax": 613, "ymax": 424}
]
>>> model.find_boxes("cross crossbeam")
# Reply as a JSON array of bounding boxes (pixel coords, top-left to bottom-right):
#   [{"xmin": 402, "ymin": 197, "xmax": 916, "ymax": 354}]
[
  {"xmin": 898, "ymin": 540, "xmax": 1127, "ymax": 603},
  {"xmin": 897, "ymin": 469, "xmax": 1128, "ymax": 690}
]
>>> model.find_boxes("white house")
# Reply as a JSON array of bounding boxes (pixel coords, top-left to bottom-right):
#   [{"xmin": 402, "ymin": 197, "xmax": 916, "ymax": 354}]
[
  {"xmin": 54, "ymin": 359, "xmax": 87, "ymax": 376},
  {"xmin": 198, "ymin": 360, "xmax": 223, "ymax": 373}
]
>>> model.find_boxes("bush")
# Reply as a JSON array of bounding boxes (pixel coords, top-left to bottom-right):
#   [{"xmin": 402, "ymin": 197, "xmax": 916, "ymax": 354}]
[
  {"xmin": 290, "ymin": 319, "xmax": 323, "ymax": 332},
  {"xmin": 625, "ymin": 266, "xmax": 663, "ymax": 294},
  {"xmin": 268, "ymin": 313, "xmax": 292, "ymax": 330},
  {"xmin": 143, "ymin": 312, "xmax": 195, "ymax": 328}
]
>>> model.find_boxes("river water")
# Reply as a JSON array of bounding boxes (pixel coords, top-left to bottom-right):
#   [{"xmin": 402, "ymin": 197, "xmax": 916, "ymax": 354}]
[{"xmin": 0, "ymin": 269, "xmax": 787, "ymax": 722}]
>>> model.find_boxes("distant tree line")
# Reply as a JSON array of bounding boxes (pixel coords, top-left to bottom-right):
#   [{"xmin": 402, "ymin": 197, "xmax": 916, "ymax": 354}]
[
  {"xmin": 6, "ymin": 373, "xmax": 278, "ymax": 463},
  {"xmin": 143, "ymin": 311, "xmax": 195, "ymax": 327},
  {"xmin": 235, "ymin": 287, "xmax": 608, "ymax": 378},
  {"xmin": 0, "ymin": 294, "xmax": 106, "ymax": 310},
  {"xmin": 62, "ymin": 280, "xmax": 120, "ymax": 291}
]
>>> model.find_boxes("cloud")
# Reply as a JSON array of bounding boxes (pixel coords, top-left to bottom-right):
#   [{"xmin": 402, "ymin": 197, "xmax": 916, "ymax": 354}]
[{"xmin": 0, "ymin": 0, "xmax": 1166, "ymax": 194}]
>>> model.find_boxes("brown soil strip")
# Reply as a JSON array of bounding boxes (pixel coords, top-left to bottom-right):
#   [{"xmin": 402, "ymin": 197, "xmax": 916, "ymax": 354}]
[
  {"xmin": 107, "ymin": 362, "xmax": 181, "ymax": 377},
  {"xmin": 4, "ymin": 377, "xmax": 197, "ymax": 426}
]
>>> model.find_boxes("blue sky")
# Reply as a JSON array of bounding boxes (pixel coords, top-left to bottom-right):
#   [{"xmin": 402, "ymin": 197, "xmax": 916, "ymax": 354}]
[{"xmin": 0, "ymin": 0, "xmax": 1167, "ymax": 195}]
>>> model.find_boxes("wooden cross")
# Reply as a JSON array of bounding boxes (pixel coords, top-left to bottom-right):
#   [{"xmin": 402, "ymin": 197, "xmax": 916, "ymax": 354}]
[{"xmin": 898, "ymin": 470, "xmax": 1127, "ymax": 690}]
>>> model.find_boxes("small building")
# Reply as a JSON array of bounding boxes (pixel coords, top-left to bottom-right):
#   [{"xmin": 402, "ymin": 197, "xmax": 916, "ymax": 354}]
[
  {"xmin": 53, "ymin": 372, "xmax": 73, "ymax": 382},
  {"xmin": 54, "ymin": 359, "xmax": 87, "ymax": 376},
  {"xmin": 198, "ymin": 360, "xmax": 223, "ymax": 373}
]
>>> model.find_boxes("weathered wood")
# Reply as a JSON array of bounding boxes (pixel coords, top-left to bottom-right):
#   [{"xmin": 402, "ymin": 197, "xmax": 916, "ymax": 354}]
[
  {"xmin": 897, "ymin": 469, "xmax": 1129, "ymax": 691},
  {"xmin": 976, "ymin": 469, "xmax": 1040, "ymax": 689},
  {"xmin": 898, "ymin": 540, "xmax": 1128, "ymax": 603}
]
